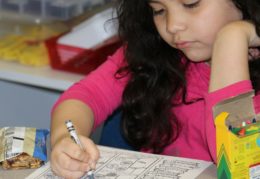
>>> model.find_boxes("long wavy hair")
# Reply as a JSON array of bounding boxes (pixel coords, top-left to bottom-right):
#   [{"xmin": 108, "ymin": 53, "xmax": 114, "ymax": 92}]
[{"xmin": 115, "ymin": 0, "xmax": 260, "ymax": 153}]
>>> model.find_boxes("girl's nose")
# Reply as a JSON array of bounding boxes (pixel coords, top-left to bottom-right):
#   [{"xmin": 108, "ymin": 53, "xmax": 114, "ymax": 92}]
[{"xmin": 166, "ymin": 12, "xmax": 186, "ymax": 34}]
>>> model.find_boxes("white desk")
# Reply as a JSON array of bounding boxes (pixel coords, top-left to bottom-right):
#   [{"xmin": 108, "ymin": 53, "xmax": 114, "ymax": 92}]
[
  {"xmin": 0, "ymin": 140, "xmax": 218, "ymax": 179},
  {"xmin": 0, "ymin": 162, "xmax": 217, "ymax": 179}
]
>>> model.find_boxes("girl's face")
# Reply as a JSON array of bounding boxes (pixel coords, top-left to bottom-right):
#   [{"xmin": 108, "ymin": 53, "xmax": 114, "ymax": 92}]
[{"xmin": 149, "ymin": 0, "xmax": 242, "ymax": 62}]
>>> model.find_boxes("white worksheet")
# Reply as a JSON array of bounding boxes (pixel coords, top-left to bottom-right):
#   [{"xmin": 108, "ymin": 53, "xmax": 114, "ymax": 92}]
[{"xmin": 26, "ymin": 146, "xmax": 212, "ymax": 179}]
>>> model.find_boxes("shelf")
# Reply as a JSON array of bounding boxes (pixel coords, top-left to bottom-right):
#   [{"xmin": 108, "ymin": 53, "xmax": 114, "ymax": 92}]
[{"xmin": 0, "ymin": 60, "xmax": 84, "ymax": 91}]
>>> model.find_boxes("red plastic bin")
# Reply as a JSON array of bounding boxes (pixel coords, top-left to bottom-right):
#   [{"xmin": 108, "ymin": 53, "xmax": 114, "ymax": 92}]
[{"xmin": 45, "ymin": 34, "xmax": 122, "ymax": 75}]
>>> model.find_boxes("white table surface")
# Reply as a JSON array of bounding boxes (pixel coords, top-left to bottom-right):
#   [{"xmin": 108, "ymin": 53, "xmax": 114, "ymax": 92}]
[
  {"xmin": 0, "ymin": 139, "xmax": 217, "ymax": 179},
  {"xmin": 0, "ymin": 163, "xmax": 217, "ymax": 179}
]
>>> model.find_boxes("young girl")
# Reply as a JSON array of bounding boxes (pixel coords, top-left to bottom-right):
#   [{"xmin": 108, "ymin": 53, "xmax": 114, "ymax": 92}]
[{"xmin": 50, "ymin": 0, "xmax": 260, "ymax": 178}]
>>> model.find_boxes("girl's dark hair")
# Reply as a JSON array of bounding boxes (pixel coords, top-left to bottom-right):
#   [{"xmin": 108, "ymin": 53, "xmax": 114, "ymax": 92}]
[
  {"xmin": 115, "ymin": 0, "xmax": 185, "ymax": 153},
  {"xmin": 115, "ymin": 0, "xmax": 260, "ymax": 153},
  {"xmin": 232, "ymin": 0, "xmax": 260, "ymax": 90}
]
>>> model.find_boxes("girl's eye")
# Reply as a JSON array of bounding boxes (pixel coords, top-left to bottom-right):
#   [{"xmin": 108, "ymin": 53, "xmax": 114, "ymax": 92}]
[
  {"xmin": 152, "ymin": 8, "xmax": 165, "ymax": 16},
  {"xmin": 183, "ymin": 0, "xmax": 200, "ymax": 8}
]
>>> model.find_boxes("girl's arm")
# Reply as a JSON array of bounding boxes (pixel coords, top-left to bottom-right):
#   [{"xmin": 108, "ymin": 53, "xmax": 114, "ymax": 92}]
[
  {"xmin": 206, "ymin": 21, "xmax": 260, "ymax": 163},
  {"xmin": 209, "ymin": 21, "xmax": 260, "ymax": 92},
  {"xmin": 49, "ymin": 47, "xmax": 125, "ymax": 178},
  {"xmin": 50, "ymin": 99, "xmax": 99, "ymax": 179},
  {"xmin": 51, "ymin": 99, "xmax": 94, "ymax": 147}
]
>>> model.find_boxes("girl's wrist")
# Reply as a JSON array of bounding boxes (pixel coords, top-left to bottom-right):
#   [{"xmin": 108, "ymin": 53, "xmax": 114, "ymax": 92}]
[
  {"xmin": 216, "ymin": 21, "xmax": 250, "ymax": 45},
  {"xmin": 241, "ymin": 21, "xmax": 258, "ymax": 46},
  {"xmin": 233, "ymin": 20, "xmax": 260, "ymax": 47},
  {"xmin": 213, "ymin": 21, "xmax": 249, "ymax": 63}
]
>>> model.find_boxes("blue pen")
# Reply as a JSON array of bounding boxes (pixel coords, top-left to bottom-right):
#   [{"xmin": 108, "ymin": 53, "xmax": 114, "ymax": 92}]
[{"xmin": 65, "ymin": 120, "xmax": 95, "ymax": 179}]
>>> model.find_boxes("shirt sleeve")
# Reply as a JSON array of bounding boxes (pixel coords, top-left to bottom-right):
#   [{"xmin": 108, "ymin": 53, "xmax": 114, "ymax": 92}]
[
  {"xmin": 51, "ymin": 47, "xmax": 128, "ymax": 130},
  {"xmin": 204, "ymin": 80, "xmax": 253, "ymax": 163}
]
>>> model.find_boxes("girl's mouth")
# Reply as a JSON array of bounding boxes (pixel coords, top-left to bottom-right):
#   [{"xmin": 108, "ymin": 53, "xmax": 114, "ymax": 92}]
[{"xmin": 175, "ymin": 41, "xmax": 191, "ymax": 49}]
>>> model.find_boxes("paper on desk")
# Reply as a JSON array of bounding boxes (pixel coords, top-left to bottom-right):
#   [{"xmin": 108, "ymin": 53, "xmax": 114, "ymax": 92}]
[{"xmin": 25, "ymin": 146, "xmax": 212, "ymax": 179}]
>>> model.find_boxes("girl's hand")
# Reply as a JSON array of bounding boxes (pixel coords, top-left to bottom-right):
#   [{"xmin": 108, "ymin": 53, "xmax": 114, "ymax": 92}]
[
  {"xmin": 50, "ymin": 135, "xmax": 99, "ymax": 179},
  {"xmin": 249, "ymin": 47, "xmax": 260, "ymax": 60},
  {"xmin": 247, "ymin": 23, "xmax": 260, "ymax": 60}
]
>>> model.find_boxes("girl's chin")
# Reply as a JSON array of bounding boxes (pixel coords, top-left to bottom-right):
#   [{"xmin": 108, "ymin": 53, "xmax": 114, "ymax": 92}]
[
  {"xmin": 185, "ymin": 57, "xmax": 209, "ymax": 63},
  {"xmin": 184, "ymin": 53, "xmax": 211, "ymax": 63},
  {"xmin": 182, "ymin": 50, "xmax": 211, "ymax": 62}
]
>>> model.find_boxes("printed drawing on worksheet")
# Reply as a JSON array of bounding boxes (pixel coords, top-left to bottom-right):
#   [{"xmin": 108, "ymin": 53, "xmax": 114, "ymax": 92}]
[{"xmin": 26, "ymin": 146, "xmax": 212, "ymax": 179}]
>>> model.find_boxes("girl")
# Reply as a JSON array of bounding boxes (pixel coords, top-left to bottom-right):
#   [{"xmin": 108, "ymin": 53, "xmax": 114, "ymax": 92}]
[{"xmin": 50, "ymin": 0, "xmax": 260, "ymax": 178}]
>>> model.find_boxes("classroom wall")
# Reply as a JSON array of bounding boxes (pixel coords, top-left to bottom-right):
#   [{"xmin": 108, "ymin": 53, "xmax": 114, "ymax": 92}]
[{"xmin": 0, "ymin": 80, "xmax": 102, "ymax": 143}]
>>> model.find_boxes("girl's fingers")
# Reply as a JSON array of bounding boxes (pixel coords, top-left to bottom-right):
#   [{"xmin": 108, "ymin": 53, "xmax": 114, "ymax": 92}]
[
  {"xmin": 56, "ymin": 152, "xmax": 90, "ymax": 172},
  {"xmin": 249, "ymin": 47, "xmax": 260, "ymax": 60},
  {"xmin": 80, "ymin": 136, "xmax": 100, "ymax": 169},
  {"xmin": 51, "ymin": 136, "xmax": 100, "ymax": 178},
  {"xmin": 52, "ymin": 159, "xmax": 86, "ymax": 179},
  {"xmin": 60, "ymin": 137, "xmax": 89, "ymax": 162}
]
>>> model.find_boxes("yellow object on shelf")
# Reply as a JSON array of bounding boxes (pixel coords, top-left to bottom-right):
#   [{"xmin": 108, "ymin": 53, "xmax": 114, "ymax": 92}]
[
  {"xmin": 0, "ymin": 19, "xmax": 68, "ymax": 67},
  {"xmin": 0, "ymin": 34, "xmax": 48, "ymax": 66},
  {"xmin": 19, "ymin": 43, "xmax": 49, "ymax": 66}
]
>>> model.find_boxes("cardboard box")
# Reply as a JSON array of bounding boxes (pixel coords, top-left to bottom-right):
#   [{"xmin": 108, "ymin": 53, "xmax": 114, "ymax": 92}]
[{"xmin": 214, "ymin": 91, "xmax": 260, "ymax": 179}]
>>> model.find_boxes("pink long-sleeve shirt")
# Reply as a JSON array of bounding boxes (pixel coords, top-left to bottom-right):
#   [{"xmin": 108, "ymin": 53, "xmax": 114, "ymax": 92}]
[{"xmin": 53, "ymin": 47, "xmax": 259, "ymax": 163}]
